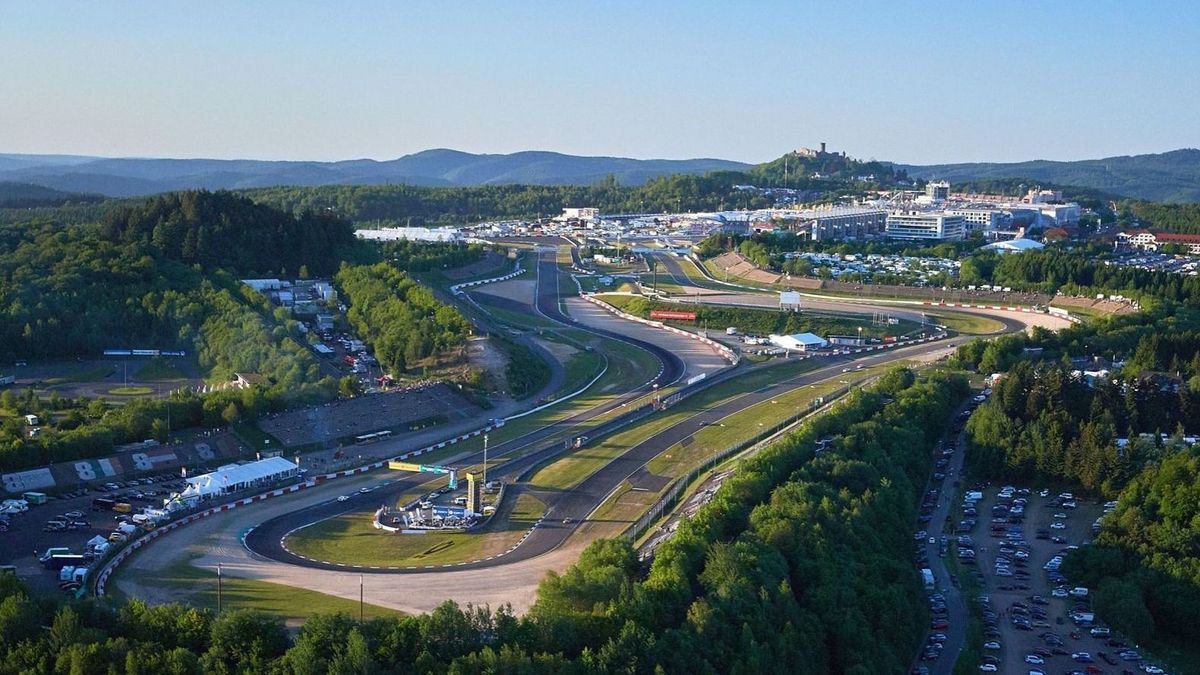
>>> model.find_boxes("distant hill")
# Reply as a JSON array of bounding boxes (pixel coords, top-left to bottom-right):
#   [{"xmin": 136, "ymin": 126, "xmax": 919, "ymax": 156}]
[
  {"xmin": 0, "ymin": 181, "xmax": 104, "ymax": 208},
  {"xmin": 0, "ymin": 150, "xmax": 750, "ymax": 197},
  {"xmin": 901, "ymin": 149, "xmax": 1200, "ymax": 203}
]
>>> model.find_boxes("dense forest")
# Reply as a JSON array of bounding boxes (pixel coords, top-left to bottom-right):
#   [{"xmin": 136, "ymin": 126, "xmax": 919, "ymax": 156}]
[
  {"xmin": 0, "ymin": 369, "xmax": 968, "ymax": 674},
  {"xmin": 335, "ymin": 263, "xmax": 473, "ymax": 375},
  {"xmin": 1125, "ymin": 201, "xmax": 1200, "ymax": 234},
  {"xmin": 100, "ymin": 191, "xmax": 357, "ymax": 276}
]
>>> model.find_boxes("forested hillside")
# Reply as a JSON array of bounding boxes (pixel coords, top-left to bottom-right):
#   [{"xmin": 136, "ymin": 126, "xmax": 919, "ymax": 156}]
[
  {"xmin": 902, "ymin": 148, "xmax": 1200, "ymax": 202},
  {"xmin": 0, "ymin": 192, "xmax": 469, "ymax": 471},
  {"xmin": 100, "ymin": 190, "xmax": 356, "ymax": 276}
]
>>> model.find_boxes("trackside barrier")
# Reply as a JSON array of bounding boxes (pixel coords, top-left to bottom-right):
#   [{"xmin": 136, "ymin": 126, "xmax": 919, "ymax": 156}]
[
  {"xmin": 921, "ymin": 300, "xmax": 1082, "ymax": 325},
  {"xmin": 580, "ymin": 293, "xmax": 740, "ymax": 365},
  {"xmin": 93, "ymin": 417, "xmax": 510, "ymax": 597},
  {"xmin": 625, "ymin": 381, "xmax": 861, "ymax": 548},
  {"xmin": 449, "ymin": 258, "xmax": 525, "ymax": 295}
]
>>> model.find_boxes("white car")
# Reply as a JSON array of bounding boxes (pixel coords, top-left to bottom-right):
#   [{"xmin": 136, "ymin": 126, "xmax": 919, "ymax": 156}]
[
  {"xmin": 337, "ymin": 495, "xmax": 349, "ymax": 502},
  {"xmin": 1052, "ymin": 587, "xmax": 1069, "ymax": 598},
  {"xmin": 1025, "ymin": 655, "xmax": 1044, "ymax": 665},
  {"xmin": 1143, "ymin": 666, "xmax": 1165, "ymax": 674},
  {"xmin": 983, "ymin": 641, "xmax": 1001, "ymax": 650},
  {"xmin": 1053, "ymin": 513, "xmax": 1068, "ymax": 519},
  {"xmin": 1051, "ymin": 521, "xmax": 1067, "ymax": 529},
  {"xmin": 978, "ymin": 665, "xmax": 998, "ymax": 673}
]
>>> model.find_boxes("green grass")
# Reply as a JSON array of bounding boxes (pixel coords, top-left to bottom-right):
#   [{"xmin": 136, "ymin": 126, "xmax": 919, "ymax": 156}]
[
  {"xmin": 285, "ymin": 492, "xmax": 545, "ymax": 567},
  {"xmin": 924, "ymin": 311, "xmax": 1006, "ymax": 335},
  {"xmin": 42, "ymin": 366, "xmax": 116, "ymax": 385},
  {"xmin": 555, "ymin": 349, "xmax": 605, "ymax": 399},
  {"xmin": 528, "ymin": 358, "xmax": 831, "ymax": 491},
  {"xmin": 107, "ymin": 386, "xmax": 154, "ymax": 396},
  {"xmin": 124, "ymin": 555, "xmax": 400, "ymax": 622}
]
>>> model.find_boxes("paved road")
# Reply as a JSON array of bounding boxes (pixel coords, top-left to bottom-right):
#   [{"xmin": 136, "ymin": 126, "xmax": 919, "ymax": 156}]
[{"xmin": 919, "ymin": 408, "xmax": 972, "ymax": 675}]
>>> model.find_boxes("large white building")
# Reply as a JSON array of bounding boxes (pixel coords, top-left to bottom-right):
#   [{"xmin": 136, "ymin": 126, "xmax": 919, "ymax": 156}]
[
  {"xmin": 783, "ymin": 206, "xmax": 889, "ymax": 241},
  {"xmin": 885, "ymin": 212, "xmax": 966, "ymax": 241},
  {"xmin": 946, "ymin": 208, "xmax": 1007, "ymax": 233}
]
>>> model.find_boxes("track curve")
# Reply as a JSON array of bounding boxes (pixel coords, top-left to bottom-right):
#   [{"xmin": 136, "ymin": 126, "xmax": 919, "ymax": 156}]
[{"xmin": 244, "ymin": 249, "xmax": 1031, "ymax": 575}]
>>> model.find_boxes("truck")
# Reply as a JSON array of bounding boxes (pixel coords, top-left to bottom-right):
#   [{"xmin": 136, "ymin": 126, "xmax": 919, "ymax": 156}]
[
  {"xmin": 965, "ymin": 490, "xmax": 984, "ymax": 502},
  {"xmin": 112, "ymin": 502, "xmax": 132, "ymax": 513},
  {"xmin": 921, "ymin": 567, "xmax": 935, "ymax": 591},
  {"xmin": 0, "ymin": 375, "xmax": 15, "ymax": 386},
  {"xmin": 43, "ymin": 554, "xmax": 87, "ymax": 571},
  {"xmin": 38, "ymin": 547, "xmax": 70, "ymax": 563},
  {"xmin": 91, "ymin": 497, "xmax": 116, "ymax": 511},
  {"xmin": 22, "ymin": 491, "xmax": 48, "ymax": 505},
  {"xmin": 58, "ymin": 566, "xmax": 89, "ymax": 583}
]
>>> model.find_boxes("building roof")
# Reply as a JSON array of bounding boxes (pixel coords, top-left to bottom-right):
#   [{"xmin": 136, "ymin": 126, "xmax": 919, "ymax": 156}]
[
  {"xmin": 983, "ymin": 238, "xmax": 1045, "ymax": 252},
  {"xmin": 184, "ymin": 456, "xmax": 299, "ymax": 496}
]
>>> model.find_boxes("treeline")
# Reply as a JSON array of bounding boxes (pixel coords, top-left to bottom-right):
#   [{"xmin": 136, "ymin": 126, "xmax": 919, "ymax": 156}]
[
  {"xmin": 697, "ymin": 230, "xmax": 977, "ymax": 264},
  {"xmin": 612, "ymin": 295, "xmax": 898, "ymax": 338},
  {"xmin": 491, "ymin": 335, "xmax": 551, "ymax": 400},
  {"xmin": 336, "ymin": 263, "xmax": 473, "ymax": 374},
  {"xmin": 1065, "ymin": 450, "xmax": 1200, "ymax": 648},
  {"xmin": 100, "ymin": 190, "xmax": 357, "ymax": 276},
  {"xmin": 1124, "ymin": 201, "xmax": 1200, "ymax": 234},
  {"xmin": 964, "ymin": 361, "xmax": 1198, "ymax": 497},
  {"xmin": 0, "ymin": 370, "xmax": 965, "ymax": 674},
  {"xmin": 377, "ymin": 239, "xmax": 485, "ymax": 273},
  {"xmin": 0, "ymin": 383, "xmax": 327, "ymax": 472},
  {"xmin": 242, "ymin": 174, "xmax": 778, "ymax": 226}
]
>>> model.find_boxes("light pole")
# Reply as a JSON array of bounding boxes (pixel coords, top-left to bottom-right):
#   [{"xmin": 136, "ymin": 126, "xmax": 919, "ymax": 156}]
[
  {"xmin": 359, "ymin": 575, "xmax": 364, "ymax": 623},
  {"xmin": 216, "ymin": 563, "xmax": 223, "ymax": 614},
  {"xmin": 482, "ymin": 434, "xmax": 488, "ymax": 489}
]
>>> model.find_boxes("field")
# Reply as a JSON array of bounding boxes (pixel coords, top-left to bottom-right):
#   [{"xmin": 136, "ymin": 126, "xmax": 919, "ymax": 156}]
[
  {"xmin": 284, "ymin": 492, "xmax": 545, "ymax": 568},
  {"xmin": 115, "ymin": 555, "xmax": 400, "ymax": 624},
  {"xmin": 107, "ymin": 386, "xmax": 155, "ymax": 396}
]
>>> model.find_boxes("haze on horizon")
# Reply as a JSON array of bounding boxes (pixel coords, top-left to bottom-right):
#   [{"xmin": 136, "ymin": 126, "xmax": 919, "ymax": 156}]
[{"xmin": 2, "ymin": 1, "xmax": 1197, "ymax": 166}]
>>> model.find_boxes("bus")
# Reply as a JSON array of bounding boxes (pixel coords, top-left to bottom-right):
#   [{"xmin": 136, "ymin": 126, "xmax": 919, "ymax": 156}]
[{"xmin": 355, "ymin": 431, "xmax": 392, "ymax": 445}]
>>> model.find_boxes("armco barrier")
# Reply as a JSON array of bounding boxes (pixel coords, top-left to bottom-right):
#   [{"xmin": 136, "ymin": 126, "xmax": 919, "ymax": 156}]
[
  {"xmin": 94, "ymin": 417, "xmax": 508, "ymax": 597},
  {"xmin": 921, "ymin": 300, "xmax": 1081, "ymax": 325},
  {"xmin": 580, "ymin": 293, "xmax": 740, "ymax": 365},
  {"xmin": 449, "ymin": 259, "xmax": 525, "ymax": 295}
]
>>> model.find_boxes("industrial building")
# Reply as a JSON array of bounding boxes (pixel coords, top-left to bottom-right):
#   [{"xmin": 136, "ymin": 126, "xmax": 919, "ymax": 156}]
[
  {"xmin": 885, "ymin": 212, "xmax": 966, "ymax": 241},
  {"xmin": 786, "ymin": 206, "xmax": 889, "ymax": 241}
]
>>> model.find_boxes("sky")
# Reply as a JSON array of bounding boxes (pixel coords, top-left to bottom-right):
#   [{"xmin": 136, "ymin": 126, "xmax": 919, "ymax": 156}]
[{"xmin": 1, "ymin": 1, "xmax": 1197, "ymax": 165}]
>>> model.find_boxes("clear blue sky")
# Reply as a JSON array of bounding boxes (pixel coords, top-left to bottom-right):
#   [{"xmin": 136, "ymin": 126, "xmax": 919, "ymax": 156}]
[{"xmin": 1, "ymin": 1, "xmax": 1197, "ymax": 164}]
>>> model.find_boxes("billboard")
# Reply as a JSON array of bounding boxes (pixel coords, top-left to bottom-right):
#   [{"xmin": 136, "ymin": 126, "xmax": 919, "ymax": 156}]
[
  {"xmin": 649, "ymin": 310, "xmax": 697, "ymax": 321},
  {"xmin": 388, "ymin": 461, "xmax": 422, "ymax": 472},
  {"xmin": 779, "ymin": 291, "xmax": 802, "ymax": 309}
]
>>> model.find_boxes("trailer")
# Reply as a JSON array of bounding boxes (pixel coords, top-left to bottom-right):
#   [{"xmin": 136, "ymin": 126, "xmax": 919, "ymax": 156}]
[
  {"xmin": 22, "ymin": 491, "xmax": 47, "ymax": 505},
  {"xmin": 43, "ymin": 554, "xmax": 87, "ymax": 571},
  {"xmin": 91, "ymin": 497, "xmax": 116, "ymax": 511}
]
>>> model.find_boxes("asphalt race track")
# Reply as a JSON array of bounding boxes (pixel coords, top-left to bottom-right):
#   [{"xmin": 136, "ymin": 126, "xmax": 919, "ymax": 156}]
[{"xmin": 239, "ymin": 248, "xmax": 1035, "ymax": 579}]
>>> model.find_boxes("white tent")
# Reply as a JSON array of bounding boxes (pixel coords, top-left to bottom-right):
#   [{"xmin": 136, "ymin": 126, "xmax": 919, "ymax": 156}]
[
  {"xmin": 181, "ymin": 456, "xmax": 300, "ymax": 499},
  {"xmin": 768, "ymin": 332, "xmax": 829, "ymax": 352}
]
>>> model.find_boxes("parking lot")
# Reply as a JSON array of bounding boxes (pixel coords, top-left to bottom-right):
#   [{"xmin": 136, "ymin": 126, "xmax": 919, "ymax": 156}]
[
  {"xmin": 958, "ymin": 483, "xmax": 1172, "ymax": 674},
  {"xmin": 0, "ymin": 474, "xmax": 188, "ymax": 593}
]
